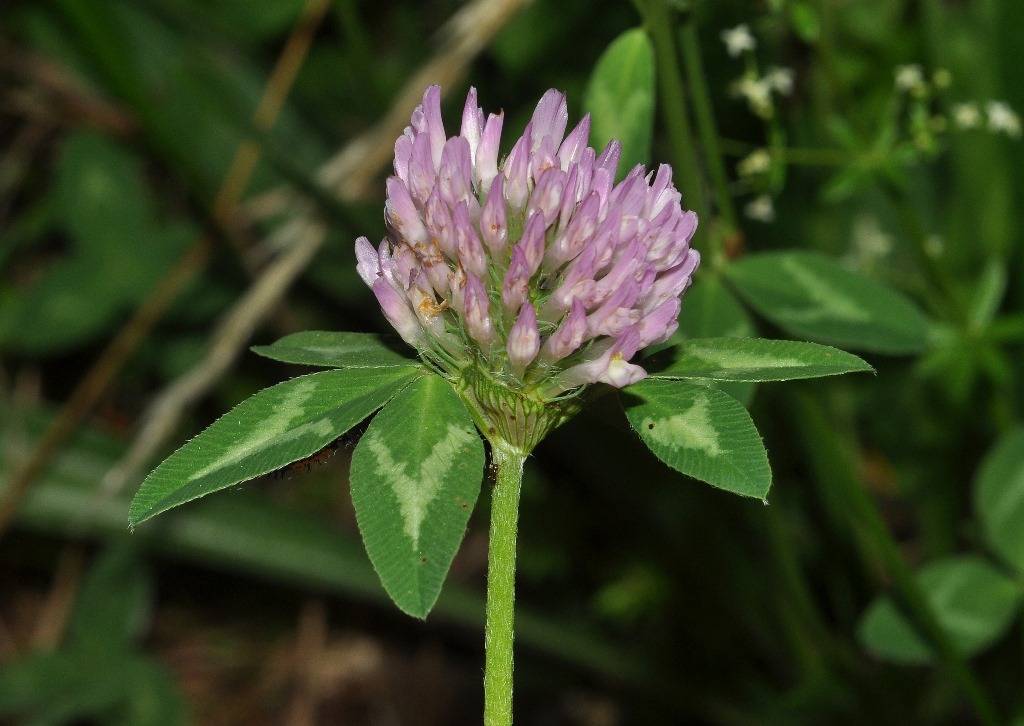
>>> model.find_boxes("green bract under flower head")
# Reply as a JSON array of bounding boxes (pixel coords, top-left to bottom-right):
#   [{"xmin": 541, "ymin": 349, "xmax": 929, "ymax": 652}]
[{"xmin": 356, "ymin": 86, "xmax": 699, "ymax": 449}]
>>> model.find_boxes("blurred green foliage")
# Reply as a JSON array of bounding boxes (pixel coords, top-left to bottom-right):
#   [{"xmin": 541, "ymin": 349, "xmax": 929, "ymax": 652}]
[{"xmin": 2, "ymin": 0, "xmax": 1023, "ymax": 723}]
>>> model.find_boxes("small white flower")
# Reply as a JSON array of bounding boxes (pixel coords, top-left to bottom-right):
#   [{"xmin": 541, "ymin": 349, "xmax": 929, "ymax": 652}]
[
  {"xmin": 737, "ymin": 149, "xmax": 772, "ymax": 177},
  {"xmin": 986, "ymin": 100, "xmax": 1022, "ymax": 138},
  {"xmin": 744, "ymin": 195, "xmax": 775, "ymax": 223},
  {"xmin": 894, "ymin": 64, "xmax": 925, "ymax": 93},
  {"xmin": 721, "ymin": 25, "xmax": 756, "ymax": 57},
  {"xmin": 764, "ymin": 66, "xmax": 795, "ymax": 95},
  {"xmin": 851, "ymin": 215, "xmax": 892, "ymax": 259},
  {"xmin": 734, "ymin": 76, "xmax": 774, "ymax": 118},
  {"xmin": 951, "ymin": 102, "xmax": 981, "ymax": 130}
]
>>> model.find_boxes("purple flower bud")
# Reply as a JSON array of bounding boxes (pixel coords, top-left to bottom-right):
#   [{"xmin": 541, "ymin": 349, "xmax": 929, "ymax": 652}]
[
  {"xmin": 598, "ymin": 330, "xmax": 647, "ymax": 387},
  {"xmin": 453, "ymin": 201, "xmax": 487, "ymax": 277},
  {"xmin": 476, "ymin": 112, "xmax": 504, "ymax": 193},
  {"xmin": 642, "ymin": 249, "xmax": 700, "ymax": 314},
  {"xmin": 411, "ymin": 85, "xmax": 445, "ymax": 170},
  {"xmin": 608, "ymin": 166, "xmax": 646, "ymax": 219},
  {"xmin": 556, "ymin": 163, "xmax": 580, "ymax": 231},
  {"xmin": 641, "ymin": 205, "xmax": 680, "ymax": 264},
  {"xmin": 544, "ymin": 245, "xmax": 597, "ymax": 318},
  {"xmin": 558, "ymin": 328, "xmax": 646, "ymax": 389},
  {"xmin": 541, "ymin": 298, "xmax": 587, "ymax": 362},
  {"xmin": 593, "ymin": 239, "xmax": 645, "ymax": 302},
  {"xmin": 507, "ymin": 302, "xmax": 540, "ymax": 376},
  {"xmin": 385, "ymin": 178, "xmax": 427, "ymax": 247},
  {"xmin": 371, "ymin": 278, "xmax": 423, "ymax": 348},
  {"xmin": 558, "ymin": 113, "xmax": 591, "ymax": 169},
  {"xmin": 574, "ymin": 147, "xmax": 595, "ymax": 200},
  {"xmin": 528, "ymin": 166, "xmax": 566, "ymax": 227},
  {"xmin": 504, "ymin": 124, "xmax": 532, "ymax": 211},
  {"xmin": 590, "ymin": 167, "xmax": 613, "ymax": 218},
  {"xmin": 463, "ymin": 271, "xmax": 494, "ymax": 347},
  {"xmin": 502, "ymin": 246, "xmax": 531, "ymax": 316},
  {"xmin": 644, "ymin": 164, "xmax": 677, "ymax": 217},
  {"xmin": 519, "ymin": 212, "xmax": 547, "ymax": 276},
  {"xmin": 636, "ymin": 298, "xmax": 681, "ymax": 348},
  {"xmin": 394, "ymin": 133, "xmax": 412, "ymax": 184},
  {"xmin": 389, "ymin": 241, "xmax": 418, "ymax": 291},
  {"xmin": 529, "ymin": 136, "xmax": 559, "ymax": 184},
  {"xmin": 587, "ymin": 280, "xmax": 641, "ymax": 338},
  {"xmin": 407, "ymin": 132, "xmax": 436, "ymax": 206},
  {"xmin": 666, "ymin": 211, "xmax": 699, "ymax": 262},
  {"xmin": 530, "ymin": 90, "xmax": 569, "ymax": 150},
  {"xmin": 461, "ymin": 87, "xmax": 483, "ymax": 164},
  {"xmin": 480, "ymin": 174, "xmax": 508, "ymax": 254},
  {"xmin": 355, "ymin": 236, "xmax": 381, "ymax": 287},
  {"xmin": 587, "ymin": 208, "xmax": 623, "ymax": 273},
  {"xmin": 438, "ymin": 136, "xmax": 473, "ymax": 208},
  {"xmin": 423, "ymin": 187, "xmax": 455, "ymax": 257},
  {"xmin": 596, "ymin": 139, "xmax": 622, "ymax": 177},
  {"xmin": 550, "ymin": 191, "xmax": 600, "ymax": 264}
]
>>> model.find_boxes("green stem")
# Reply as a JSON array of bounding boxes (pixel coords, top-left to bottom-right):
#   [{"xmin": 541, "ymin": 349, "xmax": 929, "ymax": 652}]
[
  {"xmin": 641, "ymin": 0, "xmax": 708, "ymax": 223},
  {"xmin": 882, "ymin": 180, "xmax": 962, "ymax": 323},
  {"xmin": 791, "ymin": 390, "xmax": 1001, "ymax": 726},
  {"xmin": 678, "ymin": 19, "xmax": 738, "ymax": 234},
  {"xmin": 483, "ymin": 441, "xmax": 527, "ymax": 726}
]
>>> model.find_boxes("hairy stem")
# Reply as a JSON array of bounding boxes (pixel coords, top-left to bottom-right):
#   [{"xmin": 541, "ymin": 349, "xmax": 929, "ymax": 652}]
[{"xmin": 483, "ymin": 441, "xmax": 527, "ymax": 726}]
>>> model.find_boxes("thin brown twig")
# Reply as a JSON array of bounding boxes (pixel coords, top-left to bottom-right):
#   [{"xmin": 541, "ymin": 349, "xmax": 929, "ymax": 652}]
[
  {"xmin": 284, "ymin": 598, "xmax": 328, "ymax": 726},
  {"xmin": 0, "ymin": 240, "xmax": 211, "ymax": 534},
  {"xmin": 30, "ymin": 545, "xmax": 86, "ymax": 651},
  {"xmin": 212, "ymin": 0, "xmax": 333, "ymax": 266},
  {"xmin": 0, "ymin": 0, "xmax": 331, "ymax": 535},
  {"xmin": 246, "ymin": 0, "xmax": 532, "ymax": 217},
  {"xmin": 99, "ymin": 219, "xmax": 327, "ymax": 497}
]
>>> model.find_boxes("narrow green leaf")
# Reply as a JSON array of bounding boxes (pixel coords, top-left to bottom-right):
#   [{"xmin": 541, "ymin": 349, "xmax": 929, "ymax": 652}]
[
  {"xmin": 0, "ymin": 256, "xmax": 125, "ymax": 353},
  {"xmin": 584, "ymin": 27, "xmax": 656, "ymax": 178},
  {"xmin": 649, "ymin": 337, "xmax": 874, "ymax": 382},
  {"xmin": 349, "ymin": 375, "xmax": 484, "ymax": 618},
  {"xmin": 129, "ymin": 366, "xmax": 420, "ymax": 525},
  {"xmin": 973, "ymin": 426, "xmax": 1024, "ymax": 573},
  {"xmin": 0, "ymin": 652, "xmax": 120, "ymax": 720},
  {"xmin": 56, "ymin": 131, "xmax": 150, "ymax": 257},
  {"xmin": 120, "ymin": 658, "xmax": 188, "ymax": 726},
  {"xmin": 968, "ymin": 259, "xmax": 1008, "ymax": 331},
  {"xmin": 251, "ymin": 331, "xmax": 418, "ymax": 369},
  {"xmin": 857, "ymin": 556, "xmax": 1021, "ymax": 664},
  {"xmin": 724, "ymin": 251, "xmax": 931, "ymax": 354},
  {"xmin": 623, "ymin": 379, "xmax": 771, "ymax": 498},
  {"xmin": 67, "ymin": 548, "xmax": 152, "ymax": 653}
]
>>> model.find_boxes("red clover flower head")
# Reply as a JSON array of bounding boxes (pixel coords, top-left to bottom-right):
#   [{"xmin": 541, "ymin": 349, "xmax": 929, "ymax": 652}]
[{"xmin": 356, "ymin": 86, "xmax": 699, "ymax": 448}]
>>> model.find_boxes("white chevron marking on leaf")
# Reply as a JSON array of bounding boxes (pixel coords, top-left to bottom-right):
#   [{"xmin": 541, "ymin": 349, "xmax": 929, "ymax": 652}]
[
  {"xmin": 364, "ymin": 423, "xmax": 476, "ymax": 547},
  {"xmin": 644, "ymin": 394, "xmax": 722, "ymax": 456},
  {"xmin": 192, "ymin": 377, "xmax": 330, "ymax": 479}
]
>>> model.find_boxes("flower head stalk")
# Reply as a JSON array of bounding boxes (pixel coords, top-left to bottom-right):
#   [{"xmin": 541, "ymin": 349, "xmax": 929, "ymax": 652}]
[{"xmin": 356, "ymin": 86, "xmax": 699, "ymax": 451}]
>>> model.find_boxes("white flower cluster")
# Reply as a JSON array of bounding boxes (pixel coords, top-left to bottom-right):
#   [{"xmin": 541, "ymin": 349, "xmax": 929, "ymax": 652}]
[
  {"xmin": 894, "ymin": 64, "xmax": 1021, "ymax": 140},
  {"xmin": 947, "ymin": 99, "xmax": 1021, "ymax": 137}
]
